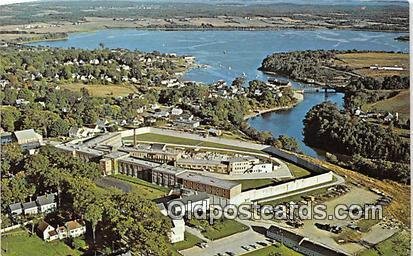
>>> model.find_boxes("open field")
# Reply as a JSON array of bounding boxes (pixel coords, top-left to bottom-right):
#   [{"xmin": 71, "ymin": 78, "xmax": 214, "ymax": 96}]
[
  {"xmin": 113, "ymin": 174, "xmax": 169, "ymax": 199},
  {"xmin": 359, "ymin": 229, "xmax": 411, "ymax": 256},
  {"xmin": 189, "ymin": 218, "xmax": 249, "ymax": 241},
  {"xmin": 285, "ymin": 162, "xmax": 311, "ymax": 178},
  {"xmin": 61, "ymin": 83, "xmax": 135, "ymax": 97},
  {"xmin": 335, "ymin": 52, "xmax": 409, "ymax": 78},
  {"xmin": 129, "ymin": 133, "xmax": 264, "ymax": 154},
  {"xmin": 241, "ymin": 244, "xmax": 302, "ymax": 256},
  {"xmin": 173, "ymin": 232, "xmax": 204, "ymax": 251},
  {"xmin": 363, "ymin": 89, "xmax": 409, "ymax": 119},
  {"xmin": 1, "ymin": 229, "xmax": 82, "ymax": 256}
]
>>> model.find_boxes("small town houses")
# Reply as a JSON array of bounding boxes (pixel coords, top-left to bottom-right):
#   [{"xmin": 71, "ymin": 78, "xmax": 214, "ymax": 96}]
[
  {"xmin": 9, "ymin": 193, "xmax": 57, "ymax": 216},
  {"xmin": 37, "ymin": 219, "xmax": 86, "ymax": 242}
]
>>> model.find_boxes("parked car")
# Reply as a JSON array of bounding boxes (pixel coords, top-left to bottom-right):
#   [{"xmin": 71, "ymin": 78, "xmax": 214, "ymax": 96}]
[
  {"xmin": 257, "ymin": 241, "xmax": 267, "ymax": 246},
  {"xmin": 241, "ymin": 245, "xmax": 250, "ymax": 251}
]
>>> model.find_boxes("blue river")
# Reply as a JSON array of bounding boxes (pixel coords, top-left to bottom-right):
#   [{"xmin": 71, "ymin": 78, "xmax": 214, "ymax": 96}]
[{"xmin": 30, "ymin": 29, "xmax": 409, "ymax": 157}]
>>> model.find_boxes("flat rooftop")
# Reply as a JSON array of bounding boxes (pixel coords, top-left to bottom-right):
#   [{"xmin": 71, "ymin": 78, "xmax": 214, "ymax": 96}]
[
  {"xmin": 118, "ymin": 157, "xmax": 161, "ymax": 168},
  {"xmin": 153, "ymin": 165, "xmax": 187, "ymax": 175},
  {"xmin": 176, "ymin": 158, "xmax": 225, "ymax": 166},
  {"xmin": 177, "ymin": 172, "xmax": 240, "ymax": 190},
  {"xmin": 104, "ymin": 151, "xmax": 129, "ymax": 159}
]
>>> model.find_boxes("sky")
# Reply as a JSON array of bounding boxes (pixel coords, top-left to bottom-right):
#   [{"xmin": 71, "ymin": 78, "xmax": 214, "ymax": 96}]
[{"xmin": 0, "ymin": 0, "xmax": 35, "ymax": 5}]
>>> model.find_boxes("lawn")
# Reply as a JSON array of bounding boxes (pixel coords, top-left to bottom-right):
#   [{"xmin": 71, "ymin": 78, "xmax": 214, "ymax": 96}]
[
  {"xmin": 61, "ymin": 83, "xmax": 135, "ymax": 97},
  {"xmin": 241, "ymin": 244, "xmax": 302, "ymax": 256},
  {"xmin": 359, "ymin": 229, "xmax": 411, "ymax": 256},
  {"xmin": 235, "ymin": 179, "xmax": 277, "ymax": 191},
  {"xmin": 285, "ymin": 162, "xmax": 311, "ymax": 178},
  {"xmin": 1, "ymin": 229, "xmax": 82, "ymax": 256},
  {"xmin": 173, "ymin": 232, "xmax": 204, "ymax": 251},
  {"xmin": 188, "ymin": 218, "xmax": 249, "ymax": 241},
  {"xmin": 113, "ymin": 174, "xmax": 169, "ymax": 199},
  {"xmin": 363, "ymin": 89, "xmax": 409, "ymax": 119},
  {"xmin": 127, "ymin": 133, "xmax": 264, "ymax": 154}
]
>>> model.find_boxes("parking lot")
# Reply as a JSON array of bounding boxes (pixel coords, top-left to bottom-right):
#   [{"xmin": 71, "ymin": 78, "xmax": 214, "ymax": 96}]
[
  {"xmin": 277, "ymin": 186, "xmax": 384, "ymax": 254},
  {"xmin": 180, "ymin": 228, "xmax": 274, "ymax": 256}
]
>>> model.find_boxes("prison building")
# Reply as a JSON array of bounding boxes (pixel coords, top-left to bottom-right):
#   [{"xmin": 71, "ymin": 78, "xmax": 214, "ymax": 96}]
[
  {"xmin": 174, "ymin": 158, "xmax": 229, "ymax": 174},
  {"xmin": 176, "ymin": 172, "xmax": 242, "ymax": 205},
  {"xmin": 152, "ymin": 165, "xmax": 187, "ymax": 187},
  {"xmin": 118, "ymin": 157, "xmax": 161, "ymax": 181}
]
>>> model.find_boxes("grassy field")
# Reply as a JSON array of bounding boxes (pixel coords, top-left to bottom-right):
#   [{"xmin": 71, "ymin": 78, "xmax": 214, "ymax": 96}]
[
  {"xmin": 363, "ymin": 89, "xmax": 409, "ymax": 119},
  {"xmin": 235, "ymin": 179, "xmax": 277, "ymax": 191},
  {"xmin": 61, "ymin": 83, "xmax": 135, "ymax": 97},
  {"xmin": 335, "ymin": 52, "xmax": 409, "ymax": 78},
  {"xmin": 359, "ymin": 229, "xmax": 411, "ymax": 256},
  {"xmin": 113, "ymin": 174, "xmax": 169, "ymax": 199},
  {"xmin": 173, "ymin": 232, "xmax": 204, "ymax": 251},
  {"xmin": 241, "ymin": 244, "xmax": 302, "ymax": 256},
  {"xmin": 1, "ymin": 229, "xmax": 82, "ymax": 256},
  {"xmin": 189, "ymin": 218, "xmax": 249, "ymax": 241},
  {"xmin": 128, "ymin": 133, "xmax": 264, "ymax": 154},
  {"xmin": 285, "ymin": 162, "xmax": 311, "ymax": 178}
]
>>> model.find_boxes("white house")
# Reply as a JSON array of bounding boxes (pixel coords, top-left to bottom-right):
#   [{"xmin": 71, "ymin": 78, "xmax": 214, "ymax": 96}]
[
  {"xmin": 14, "ymin": 129, "xmax": 43, "ymax": 145},
  {"xmin": 36, "ymin": 193, "xmax": 57, "ymax": 213},
  {"xmin": 8, "ymin": 203, "xmax": 23, "ymax": 215},
  {"xmin": 37, "ymin": 220, "xmax": 58, "ymax": 241},
  {"xmin": 65, "ymin": 220, "xmax": 86, "ymax": 238},
  {"xmin": 22, "ymin": 201, "xmax": 38, "ymax": 215},
  {"xmin": 171, "ymin": 107, "xmax": 183, "ymax": 116}
]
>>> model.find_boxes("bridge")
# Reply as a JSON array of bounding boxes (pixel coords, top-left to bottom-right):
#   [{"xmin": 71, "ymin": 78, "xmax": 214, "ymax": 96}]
[{"xmin": 301, "ymin": 87, "xmax": 337, "ymax": 93}]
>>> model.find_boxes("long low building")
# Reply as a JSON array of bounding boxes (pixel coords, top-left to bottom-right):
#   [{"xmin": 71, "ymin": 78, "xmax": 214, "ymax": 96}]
[
  {"xmin": 266, "ymin": 225, "xmax": 349, "ymax": 256},
  {"xmin": 177, "ymin": 172, "xmax": 242, "ymax": 205},
  {"xmin": 175, "ymin": 156, "xmax": 273, "ymax": 175}
]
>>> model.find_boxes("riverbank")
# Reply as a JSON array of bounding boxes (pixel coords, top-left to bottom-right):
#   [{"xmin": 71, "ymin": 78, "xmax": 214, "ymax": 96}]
[{"xmin": 0, "ymin": 15, "xmax": 409, "ymax": 44}]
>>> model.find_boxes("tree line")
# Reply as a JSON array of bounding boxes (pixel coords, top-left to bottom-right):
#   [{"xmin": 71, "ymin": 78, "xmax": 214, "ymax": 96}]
[
  {"xmin": 303, "ymin": 102, "xmax": 409, "ymax": 183},
  {"xmin": 1, "ymin": 145, "xmax": 173, "ymax": 255}
]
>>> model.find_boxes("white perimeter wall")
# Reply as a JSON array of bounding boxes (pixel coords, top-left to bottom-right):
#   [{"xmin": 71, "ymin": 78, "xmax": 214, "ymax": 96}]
[
  {"xmin": 119, "ymin": 127, "xmax": 267, "ymax": 150},
  {"xmin": 230, "ymin": 172, "xmax": 333, "ymax": 205}
]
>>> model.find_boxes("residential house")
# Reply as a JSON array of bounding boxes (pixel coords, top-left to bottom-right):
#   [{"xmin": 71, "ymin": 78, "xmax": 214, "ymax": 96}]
[
  {"xmin": 173, "ymin": 114, "xmax": 200, "ymax": 129},
  {"xmin": 68, "ymin": 127, "xmax": 96, "ymax": 138},
  {"xmin": 36, "ymin": 193, "xmax": 57, "ymax": 213},
  {"xmin": 1, "ymin": 132, "xmax": 14, "ymax": 145},
  {"xmin": 8, "ymin": 203, "xmax": 23, "ymax": 216},
  {"xmin": 171, "ymin": 107, "xmax": 183, "ymax": 116},
  {"xmin": 22, "ymin": 201, "xmax": 38, "ymax": 215},
  {"xmin": 13, "ymin": 129, "xmax": 43, "ymax": 153},
  {"xmin": 37, "ymin": 220, "xmax": 58, "ymax": 241},
  {"xmin": 56, "ymin": 226, "xmax": 68, "ymax": 240},
  {"xmin": 65, "ymin": 220, "xmax": 86, "ymax": 238}
]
